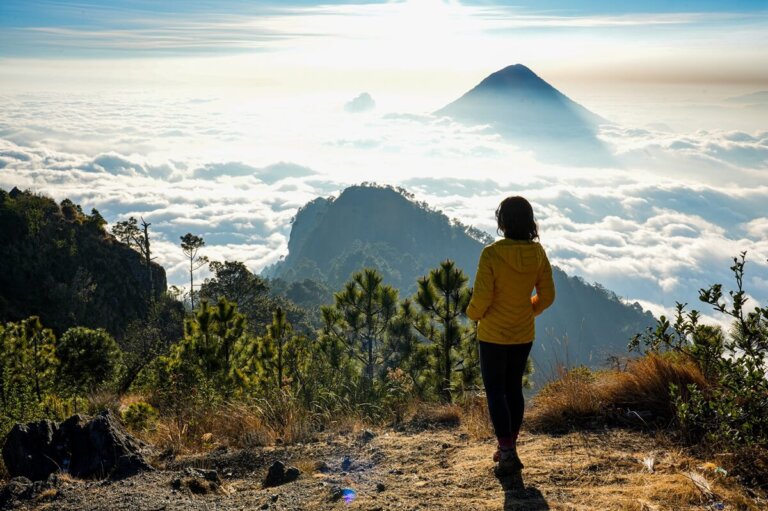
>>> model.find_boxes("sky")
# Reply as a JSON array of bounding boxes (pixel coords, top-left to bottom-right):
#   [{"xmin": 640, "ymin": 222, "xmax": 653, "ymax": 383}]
[{"xmin": 1, "ymin": 0, "xmax": 767, "ymax": 326}]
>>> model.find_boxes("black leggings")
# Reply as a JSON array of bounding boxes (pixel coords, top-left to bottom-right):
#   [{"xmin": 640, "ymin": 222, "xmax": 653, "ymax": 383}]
[{"xmin": 479, "ymin": 341, "xmax": 533, "ymax": 440}]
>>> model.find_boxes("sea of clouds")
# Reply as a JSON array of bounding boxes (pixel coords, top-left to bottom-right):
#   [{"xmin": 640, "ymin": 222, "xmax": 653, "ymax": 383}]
[{"xmin": 1, "ymin": 90, "xmax": 766, "ymax": 326}]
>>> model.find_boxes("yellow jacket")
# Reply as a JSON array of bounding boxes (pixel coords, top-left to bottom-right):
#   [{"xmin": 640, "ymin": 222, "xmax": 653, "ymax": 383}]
[{"xmin": 466, "ymin": 239, "xmax": 555, "ymax": 344}]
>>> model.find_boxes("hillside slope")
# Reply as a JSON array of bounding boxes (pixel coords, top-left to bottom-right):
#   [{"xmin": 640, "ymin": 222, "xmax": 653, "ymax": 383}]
[
  {"xmin": 266, "ymin": 185, "xmax": 655, "ymax": 375},
  {"xmin": 0, "ymin": 187, "xmax": 166, "ymax": 337}
]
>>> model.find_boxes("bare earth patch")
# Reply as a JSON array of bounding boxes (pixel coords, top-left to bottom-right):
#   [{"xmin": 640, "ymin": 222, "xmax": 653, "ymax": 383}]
[{"xmin": 4, "ymin": 427, "xmax": 765, "ymax": 510}]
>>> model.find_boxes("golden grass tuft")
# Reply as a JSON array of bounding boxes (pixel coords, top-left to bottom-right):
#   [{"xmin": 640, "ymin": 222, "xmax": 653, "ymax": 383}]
[
  {"xmin": 408, "ymin": 403, "xmax": 462, "ymax": 430},
  {"xmin": 527, "ymin": 353, "xmax": 707, "ymax": 433},
  {"xmin": 141, "ymin": 401, "xmax": 278, "ymax": 455},
  {"xmin": 458, "ymin": 393, "xmax": 494, "ymax": 440},
  {"xmin": 36, "ymin": 488, "xmax": 59, "ymax": 501},
  {"xmin": 602, "ymin": 354, "xmax": 708, "ymax": 419},
  {"xmin": 137, "ymin": 393, "xmax": 360, "ymax": 455}
]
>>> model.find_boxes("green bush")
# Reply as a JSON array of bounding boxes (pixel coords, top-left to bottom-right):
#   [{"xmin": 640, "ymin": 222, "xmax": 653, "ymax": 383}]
[
  {"xmin": 630, "ymin": 252, "xmax": 768, "ymax": 449},
  {"xmin": 121, "ymin": 401, "xmax": 159, "ymax": 431},
  {"xmin": 57, "ymin": 326, "xmax": 122, "ymax": 394}
]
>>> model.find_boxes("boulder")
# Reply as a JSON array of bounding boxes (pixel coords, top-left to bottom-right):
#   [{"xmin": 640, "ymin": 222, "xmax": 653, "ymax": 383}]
[
  {"xmin": 263, "ymin": 460, "xmax": 300, "ymax": 487},
  {"xmin": 359, "ymin": 429, "xmax": 376, "ymax": 443},
  {"xmin": 2, "ymin": 410, "xmax": 152, "ymax": 481},
  {"xmin": 2, "ymin": 421, "xmax": 60, "ymax": 481}
]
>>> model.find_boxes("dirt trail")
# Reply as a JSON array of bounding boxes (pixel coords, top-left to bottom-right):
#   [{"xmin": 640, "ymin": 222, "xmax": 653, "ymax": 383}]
[{"xmin": 5, "ymin": 426, "xmax": 765, "ymax": 511}]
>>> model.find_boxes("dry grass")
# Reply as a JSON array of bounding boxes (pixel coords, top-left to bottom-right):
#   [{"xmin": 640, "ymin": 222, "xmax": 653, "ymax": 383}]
[
  {"xmin": 139, "ymin": 402, "xmax": 278, "ymax": 455},
  {"xmin": 407, "ymin": 402, "xmax": 462, "ymax": 430},
  {"xmin": 135, "ymin": 395, "xmax": 364, "ymax": 455},
  {"xmin": 603, "ymin": 354, "xmax": 708, "ymax": 418},
  {"xmin": 35, "ymin": 488, "xmax": 59, "ymax": 501},
  {"xmin": 509, "ymin": 429, "xmax": 764, "ymax": 511},
  {"xmin": 527, "ymin": 353, "xmax": 707, "ymax": 433},
  {"xmin": 458, "ymin": 393, "xmax": 494, "ymax": 440},
  {"xmin": 85, "ymin": 390, "xmax": 121, "ymax": 415}
]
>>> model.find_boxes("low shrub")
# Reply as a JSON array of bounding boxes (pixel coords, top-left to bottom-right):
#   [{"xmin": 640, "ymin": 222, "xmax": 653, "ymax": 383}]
[{"xmin": 122, "ymin": 401, "xmax": 159, "ymax": 432}]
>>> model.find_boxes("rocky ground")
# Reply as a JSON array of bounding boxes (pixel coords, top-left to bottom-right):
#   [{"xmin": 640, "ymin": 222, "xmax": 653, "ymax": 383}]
[{"xmin": 2, "ymin": 424, "xmax": 766, "ymax": 511}]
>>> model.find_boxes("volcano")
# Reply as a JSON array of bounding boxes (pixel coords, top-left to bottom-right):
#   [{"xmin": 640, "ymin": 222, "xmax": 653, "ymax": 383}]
[{"xmin": 436, "ymin": 65, "xmax": 613, "ymax": 164}]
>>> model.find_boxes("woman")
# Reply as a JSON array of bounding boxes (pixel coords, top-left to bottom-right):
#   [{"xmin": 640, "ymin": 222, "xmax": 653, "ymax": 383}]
[{"xmin": 466, "ymin": 196, "xmax": 555, "ymax": 476}]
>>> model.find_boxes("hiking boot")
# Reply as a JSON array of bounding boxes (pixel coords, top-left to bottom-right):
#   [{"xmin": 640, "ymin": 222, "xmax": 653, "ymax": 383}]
[
  {"xmin": 494, "ymin": 448, "xmax": 523, "ymax": 477},
  {"xmin": 492, "ymin": 447, "xmax": 523, "ymax": 466}
]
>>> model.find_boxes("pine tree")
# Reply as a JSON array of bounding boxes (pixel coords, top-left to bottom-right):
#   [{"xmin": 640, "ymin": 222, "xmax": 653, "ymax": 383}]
[
  {"xmin": 180, "ymin": 233, "xmax": 209, "ymax": 309},
  {"xmin": 386, "ymin": 298, "xmax": 431, "ymax": 397},
  {"xmin": 269, "ymin": 307, "xmax": 287, "ymax": 387},
  {"xmin": 175, "ymin": 298, "xmax": 251, "ymax": 394},
  {"xmin": 415, "ymin": 260, "xmax": 473, "ymax": 402},
  {"xmin": 113, "ymin": 216, "xmax": 155, "ymax": 301},
  {"xmin": 57, "ymin": 327, "xmax": 122, "ymax": 395},
  {"xmin": 199, "ymin": 260, "xmax": 277, "ymax": 333},
  {"xmin": 253, "ymin": 307, "xmax": 312, "ymax": 391},
  {"xmin": 0, "ymin": 317, "xmax": 57, "ymax": 421},
  {"xmin": 321, "ymin": 269, "xmax": 398, "ymax": 383}
]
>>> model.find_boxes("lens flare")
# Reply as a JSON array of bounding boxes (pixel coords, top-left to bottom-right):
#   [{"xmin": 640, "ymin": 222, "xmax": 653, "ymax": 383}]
[{"xmin": 342, "ymin": 488, "xmax": 357, "ymax": 504}]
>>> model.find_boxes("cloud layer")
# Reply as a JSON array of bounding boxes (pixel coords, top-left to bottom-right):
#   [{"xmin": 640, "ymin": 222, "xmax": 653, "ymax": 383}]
[{"xmin": 1, "ymin": 90, "xmax": 766, "ymax": 328}]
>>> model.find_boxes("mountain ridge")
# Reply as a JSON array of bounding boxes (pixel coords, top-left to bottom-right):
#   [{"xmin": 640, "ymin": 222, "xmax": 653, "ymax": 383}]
[{"xmin": 266, "ymin": 184, "xmax": 655, "ymax": 375}]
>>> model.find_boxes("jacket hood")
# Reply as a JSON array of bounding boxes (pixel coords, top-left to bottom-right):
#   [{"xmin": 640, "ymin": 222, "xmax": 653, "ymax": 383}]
[{"xmin": 489, "ymin": 239, "xmax": 544, "ymax": 272}]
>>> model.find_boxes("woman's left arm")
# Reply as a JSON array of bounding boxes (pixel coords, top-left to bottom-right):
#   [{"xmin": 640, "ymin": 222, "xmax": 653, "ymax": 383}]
[{"xmin": 532, "ymin": 251, "xmax": 556, "ymax": 316}]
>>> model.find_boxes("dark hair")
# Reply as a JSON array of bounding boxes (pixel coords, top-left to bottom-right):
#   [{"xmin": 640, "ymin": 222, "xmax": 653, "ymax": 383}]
[{"xmin": 495, "ymin": 196, "xmax": 538, "ymax": 241}]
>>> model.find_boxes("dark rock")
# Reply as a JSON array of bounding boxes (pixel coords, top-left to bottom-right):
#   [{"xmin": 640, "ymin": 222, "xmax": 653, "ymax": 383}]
[
  {"xmin": 171, "ymin": 468, "xmax": 222, "ymax": 495},
  {"xmin": 359, "ymin": 429, "xmax": 376, "ymax": 442},
  {"xmin": 183, "ymin": 467, "xmax": 220, "ymax": 483},
  {"xmin": 263, "ymin": 461, "xmax": 301, "ymax": 487},
  {"xmin": 285, "ymin": 466, "xmax": 300, "ymax": 483},
  {"xmin": 0, "ymin": 477, "xmax": 34, "ymax": 507},
  {"xmin": 186, "ymin": 478, "xmax": 213, "ymax": 495},
  {"xmin": 2, "ymin": 410, "xmax": 153, "ymax": 481},
  {"xmin": 264, "ymin": 461, "xmax": 286, "ymax": 487},
  {"xmin": 329, "ymin": 485, "xmax": 344, "ymax": 501},
  {"xmin": 329, "ymin": 486, "xmax": 357, "ymax": 503},
  {"xmin": 2, "ymin": 420, "xmax": 59, "ymax": 481},
  {"xmin": 376, "ymin": 482, "xmax": 386, "ymax": 492}
]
